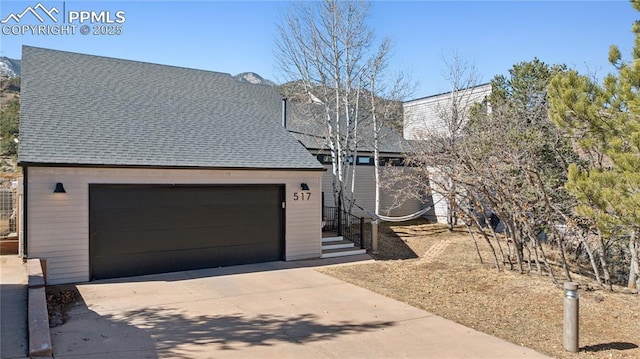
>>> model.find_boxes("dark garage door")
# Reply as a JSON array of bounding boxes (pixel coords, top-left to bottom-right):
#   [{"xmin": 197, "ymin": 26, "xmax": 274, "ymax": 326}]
[{"xmin": 89, "ymin": 184, "xmax": 284, "ymax": 280}]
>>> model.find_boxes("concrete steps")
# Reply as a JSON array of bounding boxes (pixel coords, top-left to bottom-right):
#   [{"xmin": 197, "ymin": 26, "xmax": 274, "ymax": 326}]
[{"xmin": 321, "ymin": 236, "xmax": 366, "ymax": 258}]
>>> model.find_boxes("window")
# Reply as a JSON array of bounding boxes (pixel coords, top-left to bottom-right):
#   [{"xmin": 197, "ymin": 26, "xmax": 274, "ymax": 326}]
[
  {"xmin": 380, "ymin": 157, "xmax": 405, "ymax": 166},
  {"xmin": 316, "ymin": 154, "xmax": 354, "ymax": 165},
  {"xmin": 316, "ymin": 154, "xmax": 332, "ymax": 164},
  {"xmin": 357, "ymin": 156, "xmax": 373, "ymax": 165}
]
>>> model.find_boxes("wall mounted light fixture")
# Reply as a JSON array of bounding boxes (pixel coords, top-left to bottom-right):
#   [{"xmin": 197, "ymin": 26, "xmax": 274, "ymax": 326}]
[
  {"xmin": 300, "ymin": 183, "xmax": 310, "ymax": 191},
  {"xmin": 53, "ymin": 182, "xmax": 66, "ymax": 193}
]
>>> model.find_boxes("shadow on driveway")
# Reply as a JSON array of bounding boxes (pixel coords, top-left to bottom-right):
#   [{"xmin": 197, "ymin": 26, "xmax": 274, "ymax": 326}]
[
  {"xmin": 53, "ymin": 297, "xmax": 394, "ymax": 358},
  {"xmin": 116, "ymin": 308, "xmax": 393, "ymax": 351},
  {"xmin": 50, "ymin": 259, "xmax": 551, "ymax": 359}
]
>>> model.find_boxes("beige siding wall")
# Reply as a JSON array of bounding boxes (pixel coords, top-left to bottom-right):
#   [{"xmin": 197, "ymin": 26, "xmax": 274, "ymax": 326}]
[
  {"xmin": 321, "ymin": 165, "xmax": 423, "ymax": 218},
  {"xmin": 26, "ymin": 166, "xmax": 322, "ymax": 284}
]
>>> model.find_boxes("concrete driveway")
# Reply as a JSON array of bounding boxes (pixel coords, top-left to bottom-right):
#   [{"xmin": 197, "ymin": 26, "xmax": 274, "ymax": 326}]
[{"xmin": 51, "ymin": 257, "xmax": 549, "ymax": 358}]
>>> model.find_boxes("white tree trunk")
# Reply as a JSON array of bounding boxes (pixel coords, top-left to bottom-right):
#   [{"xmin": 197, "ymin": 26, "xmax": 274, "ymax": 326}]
[{"xmin": 628, "ymin": 231, "xmax": 639, "ymax": 291}]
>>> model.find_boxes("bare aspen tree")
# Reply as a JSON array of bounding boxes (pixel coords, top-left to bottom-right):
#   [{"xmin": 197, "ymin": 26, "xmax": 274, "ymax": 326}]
[
  {"xmin": 275, "ymin": 0, "xmax": 374, "ymax": 212},
  {"xmin": 629, "ymin": 232, "xmax": 639, "ymax": 289},
  {"xmin": 365, "ymin": 40, "xmax": 413, "ymax": 216},
  {"xmin": 406, "ymin": 53, "xmax": 482, "ymax": 230},
  {"xmin": 276, "ymin": 0, "xmax": 409, "ymax": 216},
  {"xmin": 436, "ymin": 53, "xmax": 482, "ymax": 231}
]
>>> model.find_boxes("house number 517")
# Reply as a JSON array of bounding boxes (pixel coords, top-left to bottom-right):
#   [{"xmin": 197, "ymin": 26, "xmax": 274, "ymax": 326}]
[{"xmin": 293, "ymin": 192, "xmax": 311, "ymax": 201}]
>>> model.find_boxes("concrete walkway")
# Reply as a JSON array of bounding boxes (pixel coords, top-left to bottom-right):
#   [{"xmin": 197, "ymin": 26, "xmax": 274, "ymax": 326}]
[
  {"xmin": 47, "ymin": 258, "xmax": 550, "ymax": 359},
  {"xmin": 0, "ymin": 255, "xmax": 28, "ymax": 359}
]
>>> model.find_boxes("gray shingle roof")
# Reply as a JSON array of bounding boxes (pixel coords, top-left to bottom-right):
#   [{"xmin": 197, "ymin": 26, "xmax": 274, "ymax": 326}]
[
  {"xmin": 285, "ymin": 101, "xmax": 408, "ymax": 154},
  {"xmin": 18, "ymin": 46, "xmax": 323, "ymax": 170}
]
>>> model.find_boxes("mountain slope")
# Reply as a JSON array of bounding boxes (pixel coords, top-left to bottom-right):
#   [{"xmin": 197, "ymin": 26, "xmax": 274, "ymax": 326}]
[
  {"xmin": 0, "ymin": 57, "xmax": 21, "ymax": 78},
  {"xmin": 233, "ymin": 72, "xmax": 276, "ymax": 86}
]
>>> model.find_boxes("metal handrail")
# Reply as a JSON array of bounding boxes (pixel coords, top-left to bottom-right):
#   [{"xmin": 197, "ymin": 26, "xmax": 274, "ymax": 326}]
[{"xmin": 323, "ymin": 206, "xmax": 367, "ymax": 250}]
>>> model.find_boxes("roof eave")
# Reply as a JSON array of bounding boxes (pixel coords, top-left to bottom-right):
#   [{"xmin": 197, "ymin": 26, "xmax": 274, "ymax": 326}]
[{"xmin": 18, "ymin": 162, "xmax": 327, "ymax": 172}]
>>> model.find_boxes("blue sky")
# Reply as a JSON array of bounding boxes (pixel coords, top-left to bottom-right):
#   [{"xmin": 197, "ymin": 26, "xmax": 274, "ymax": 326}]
[{"xmin": 0, "ymin": 1, "xmax": 637, "ymax": 98}]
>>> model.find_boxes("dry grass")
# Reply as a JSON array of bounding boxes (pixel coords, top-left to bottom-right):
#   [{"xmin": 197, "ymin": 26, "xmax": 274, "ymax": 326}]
[{"xmin": 318, "ymin": 220, "xmax": 640, "ymax": 359}]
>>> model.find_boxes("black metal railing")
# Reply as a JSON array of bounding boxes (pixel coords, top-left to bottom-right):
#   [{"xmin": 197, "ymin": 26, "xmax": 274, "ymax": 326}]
[{"xmin": 323, "ymin": 206, "xmax": 367, "ymax": 250}]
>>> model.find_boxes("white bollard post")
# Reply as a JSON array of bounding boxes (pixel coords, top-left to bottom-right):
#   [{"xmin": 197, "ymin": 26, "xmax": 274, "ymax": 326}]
[{"xmin": 563, "ymin": 282, "xmax": 579, "ymax": 353}]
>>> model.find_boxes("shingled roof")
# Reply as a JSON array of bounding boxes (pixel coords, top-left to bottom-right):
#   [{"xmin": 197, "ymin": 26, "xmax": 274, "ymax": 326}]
[
  {"xmin": 18, "ymin": 46, "xmax": 323, "ymax": 170},
  {"xmin": 285, "ymin": 101, "xmax": 408, "ymax": 154}
]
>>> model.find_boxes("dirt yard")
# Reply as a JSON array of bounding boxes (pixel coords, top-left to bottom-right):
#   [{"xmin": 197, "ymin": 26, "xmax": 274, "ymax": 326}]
[{"xmin": 318, "ymin": 221, "xmax": 639, "ymax": 359}]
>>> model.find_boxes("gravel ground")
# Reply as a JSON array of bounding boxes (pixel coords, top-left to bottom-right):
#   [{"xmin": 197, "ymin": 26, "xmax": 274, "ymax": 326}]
[{"xmin": 318, "ymin": 221, "xmax": 640, "ymax": 359}]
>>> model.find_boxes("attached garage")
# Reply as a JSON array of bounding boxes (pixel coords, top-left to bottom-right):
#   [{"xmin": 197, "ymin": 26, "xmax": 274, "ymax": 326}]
[
  {"xmin": 18, "ymin": 47, "xmax": 325, "ymax": 284},
  {"xmin": 89, "ymin": 185, "xmax": 285, "ymax": 280}
]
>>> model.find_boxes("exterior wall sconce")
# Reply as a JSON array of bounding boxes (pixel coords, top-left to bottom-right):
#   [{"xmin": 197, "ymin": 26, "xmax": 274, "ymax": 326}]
[
  {"xmin": 300, "ymin": 183, "xmax": 310, "ymax": 191},
  {"xmin": 53, "ymin": 182, "xmax": 66, "ymax": 193}
]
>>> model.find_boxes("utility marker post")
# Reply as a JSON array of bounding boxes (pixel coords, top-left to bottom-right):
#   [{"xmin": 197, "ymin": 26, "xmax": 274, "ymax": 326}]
[
  {"xmin": 563, "ymin": 282, "xmax": 579, "ymax": 352},
  {"xmin": 371, "ymin": 220, "xmax": 379, "ymax": 252}
]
